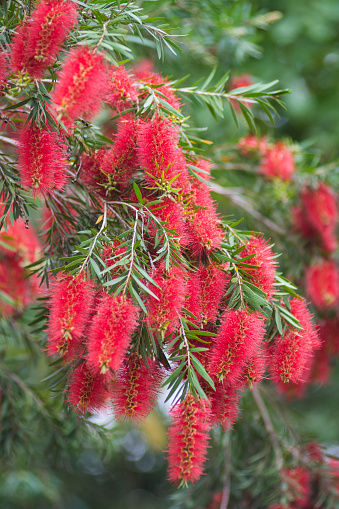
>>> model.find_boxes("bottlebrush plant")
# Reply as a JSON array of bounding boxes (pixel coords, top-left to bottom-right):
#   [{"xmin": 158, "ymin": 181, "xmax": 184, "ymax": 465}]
[{"xmin": 0, "ymin": 1, "xmax": 339, "ymax": 509}]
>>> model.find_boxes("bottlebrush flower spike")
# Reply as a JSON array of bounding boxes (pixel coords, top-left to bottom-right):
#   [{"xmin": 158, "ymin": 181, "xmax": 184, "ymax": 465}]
[
  {"xmin": 111, "ymin": 354, "xmax": 163, "ymax": 422},
  {"xmin": 68, "ymin": 363, "xmax": 109, "ymax": 414},
  {"xmin": 208, "ymin": 383, "xmax": 240, "ymax": 430},
  {"xmin": 24, "ymin": 0, "xmax": 78, "ymax": 78},
  {"xmin": 240, "ymin": 349, "xmax": 266, "ymax": 389},
  {"xmin": 102, "ymin": 240, "xmax": 127, "ymax": 274},
  {"xmin": 146, "ymin": 263, "xmax": 186, "ymax": 335},
  {"xmin": 269, "ymin": 298, "xmax": 320, "ymax": 384},
  {"xmin": 198, "ymin": 262, "xmax": 228, "ymax": 324},
  {"xmin": 148, "ymin": 198, "xmax": 187, "ymax": 245},
  {"xmin": 167, "ymin": 394, "xmax": 211, "ymax": 485},
  {"xmin": 109, "ymin": 114, "xmax": 139, "ymax": 186},
  {"xmin": 52, "ymin": 46, "xmax": 107, "ymax": 124},
  {"xmin": 80, "ymin": 148, "xmax": 112, "ymax": 197},
  {"xmin": 10, "ymin": 23, "xmax": 31, "ymax": 75},
  {"xmin": 0, "ymin": 257, "xmax": 37, "ymax": 316},
  {"xmin": 305, "ymin": 259, "xmax": 339, "ymax": 309},
  {"xmin": 104, "ymin": 65, "xmax": 138, "ymax": 112},
  {"xmin": 240, "ymin": 235, "xmax": 277, "ymax": 299},
  {"xmin": 137, "ymin": 114, "xmax": 188, "ymax": 189},
  {"xmin": 190, "ymin": 157, "xmax": 213, "ymax": 181},
  {"xmin": 260, "ymin": 142, "xmax": 296, "ymax": 181},
  {"xmin": 87, "ymin": 293, "xmax": 139, "ymax": 375},
  {"xmin": 208, "ymin": 309, "xmax": 265, "ymax": 383},
  {"xmin": 299, "ymin": 183, "xmax": 338, "ymax": 252},
  {"xmin": 46, "ymin": 273, "xmax": 94, "ymax": 360},
  {"xmin": 18, "ymin": 123, "xmax": 68, "ymax": 195}
]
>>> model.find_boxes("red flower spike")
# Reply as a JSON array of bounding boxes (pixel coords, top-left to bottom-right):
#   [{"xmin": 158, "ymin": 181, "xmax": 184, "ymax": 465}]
[
  {"xmin": 46, "ymin": 273, "xmax": 94, "ymax": 360},
  {"xmin": 282, "ymin": 467, "xmax": 312, "ymax": 509},
  {"xmin": 191, "ymin": 158, "xmax": 213, "ymax": 181},
  {"xmin": 111, "ymin": 354, "xmax": 163, "ymax": 422},
  {"xmin": 138, "ymin": 115, "xmax": 188, "ymax": 189},
  {"xmin": 318, "ymin": 318, "xmax": 339, "ymax": 355},
  {"xmin": 10, "ymin": 23, "xmax": 31, "ymax": 76},
  {"xmin": 109, "ymin": 114, "xmax": 139, "ymax": 186},
  {"xmin": 260, "ymin": 142, "xmax": 296, "ymax": 181},
  {"xmin": 198, "ymin": 263, "xmax": 228, "ymax": 324},
  {"xmin": 146, "ymin": 264, "xmax": 186, "ymax": 335},
  {"xmin": 24, "ymin": 0, "xmax": 78, "ymax": 78},
  {"xmin": 68, "ymin": 363, "xmax": 109, "ymax": 414},
  {"xmin": 305, "ymin": 259, "xmax": 339, "ymax": 310},
  {"xmin": 167, "ymin": 394, "xmax": 211, "ymax": 485},
  {"xmin": 0, "ymin": 257, "xmax": 38, "ymax": 316},
  {"xmin": 148, "ymin": 198, "xmax": 187, "ymax": 246},
  {"xmin": 52, "ymin": 46, "xmax": 107, "ymax": 123},
  {"xmin": 240, "ymin": 349, "xmax": 266, "ymax": 389},
  {"xmin": 186, "ymin": 202, "xmax": 223, "ymax": 257},
  {"xmin": 104, "ymin": 65, "xmax": 138, "ymax": 112},
  {"xmin": 238, "ymin": 135, "xmax": 269, "ymax": 156},
  {"xmin": 240, "ymin": 235, "xmax": 277, "ymax": 299},
  {"xmin": 208, "ymin": 384, "xmax": 240, "ymax": 430},
  {"xmin": 208, "ymin": 309, "xmax": 265, "ymax": 384},
  {"xmin": 269, "ymin": 298, "xmax": 320, "ymax": 384},
  {"xmin": 87, "ymin": 293, "xmax": 139, "ymax": 375},
  {"xmin": 18, "ymin": 123, "xmax": 68, "ymax": 195},
  {"xmin": 298, "ymin": 183, "xmax": 338, "ymax": 252}
]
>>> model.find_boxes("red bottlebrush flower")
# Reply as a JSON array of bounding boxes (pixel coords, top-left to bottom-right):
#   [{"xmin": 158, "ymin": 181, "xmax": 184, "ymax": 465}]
[
  {"xmin": 260, "ymin": 142, "xmax": 296, "ymax": 181},
  {"xmin": 0, "ymin": 257, "xmax": 36, "ymax": 316},
  {"xmin": 208, "ymin": 384, "xmax": 240, "ymax": 430},
  {"xmin": 205, "ymin": 492, "xmax": 223, "ymax": 509},
  {"xmin": 297, "ymin": 183, "xmax": 338, "ymax": 252},
  {"xmin": 305, "ymin": 259, "xmax": 339, "ymax": 310},
  {"xmin": 24, "ymin": 0, "xmax": 78, "ymax": 78},
  {"xmin": 282, "ymin": 467, "xmax": 311, "ymax": 509},
  {"xmin": 238, "ymin": 135, "xmax": 269, "ymax": 156},
  {"xmin": 104, "ymin": 65, "xmax": 138, "ymax": 112},
  {"xmin": 0, "ymin": 50, "xmax": 7, "ymax": 91},
  {"xmin": 240, "ymin": 235, "xmax": 277, "ymax": 299},
  {"xmin": 137, "ymin": 115, "xmax": 188, "ymax": 189},
  {"xmin": 132, "ymin": 58, "xmax": 154, "ymax": 78},
  {"xmin": 146, "ymin": 263, "xmax": 186, "ymax": 335},
  {"xmin": 148, "ymin": 198, "xmax": 187, "ymax": 245},
  {"xmin": 229, "ymin": 74, "xmax": 254, "ymax": 112},
  {"xmin": 269, "ymin": 298, "xmax": 320, "ymax": 384},
  {"xmin": 240, "ymin": 348, "xmax": 266, "ymax": 389},
  {"xmin": 68, "ymin": 363, "xmax": 108, "ymax": 414},
  {"xmin": 208, "ymin": 309, "xmax": 265, "ymax": 383},
  {"xmin": 80, "ymin": 148, "xmax": 111, "ymax": 197},
  {"xmin": 87, "ymin": 293, "xmax": 138, "ymax": 375},
  {"xmin": 111, "ymin": 354, "xmax": 163, "ymax": 422},
  {"xmin": 306, "ymin": 441, "xmax": 324, "ymax": 463},
  {"xmin": 9, "ymin": 23, "xmax": 31, "ymax": 75},
  {"xmin": 52, "ymin": 46, "xmax": 107, "ymax": 123},
  {"xmin": 291, "ymin": 205, "xmax": 315, "ymax": 240},
  {"xmin": 109, "ymin": 114, "xmax": 139, "ymax": 185},
  {"xmin": 46, "ymin": 273, "xmax": 94, "ymax": 360},
  {"xmin": 198, "ymin": 262, "xmax": 228, "ymax": 324},
  {"xmin": 0, "ymin": 215, "xmax": 41, "ymax": 266},
  {"xmin": 186, "ymin": 197, "xmax": 223, "ymax": 257},
  {"xmin": 17, "ymin": 123, "xmax": 67, "ymax": 195},
  {"xmin": 167, "ymin": 394, "xmax": 211, "ymax": 485}
]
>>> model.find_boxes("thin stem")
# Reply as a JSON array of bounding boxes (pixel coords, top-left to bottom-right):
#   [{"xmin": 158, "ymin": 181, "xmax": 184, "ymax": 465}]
[
  {"xmin": 252, "ymin": 386, "xmax": 283, "ymax": 470},
  {"xmin": 179, "ymin": 317, "xmax": 191, "ymax": 369},
  {"xmin": 220, "ymin": 435, "xmax": 232, "ymax": 509}
]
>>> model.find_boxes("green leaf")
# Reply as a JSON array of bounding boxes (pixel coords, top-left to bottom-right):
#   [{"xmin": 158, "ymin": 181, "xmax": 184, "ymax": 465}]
[{"xmin": 190, "ymin": 354, "xmax": 215, "ymax": 390}]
